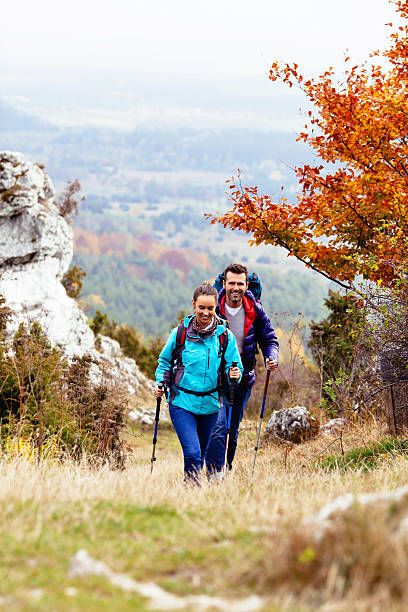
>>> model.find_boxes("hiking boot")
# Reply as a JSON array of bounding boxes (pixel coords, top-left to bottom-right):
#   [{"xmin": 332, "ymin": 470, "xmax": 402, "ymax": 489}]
[{"xmin": 207, "ymin": 470, "xmax": 224, "ymax": 483}]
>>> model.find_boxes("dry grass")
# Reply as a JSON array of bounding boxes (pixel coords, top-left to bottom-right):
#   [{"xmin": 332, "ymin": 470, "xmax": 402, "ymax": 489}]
[
  {"xmin": 2, "ymin": 418, "xmax": 408, "ymax": 610},
  {"xmin": 1, "ymin": 419, "xmax": 399, "ymax": 513}
]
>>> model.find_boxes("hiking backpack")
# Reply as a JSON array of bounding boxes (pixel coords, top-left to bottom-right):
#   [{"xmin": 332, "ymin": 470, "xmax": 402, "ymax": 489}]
[{"xmin": 213, "ymin": 271, "xmax": 262, "ymax": 302}]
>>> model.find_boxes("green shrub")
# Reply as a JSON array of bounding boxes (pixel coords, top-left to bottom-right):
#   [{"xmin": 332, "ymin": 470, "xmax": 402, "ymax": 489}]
[
  {"xmin": 308, "ymin": 290, "xmax": 365, "ymax": 415},
  {"xmin": 1, "ymin": 323, "xmax": 65, "ymax": 438},
  {"xmin": 61, "ymin": 265, "xmax": 87, "ymax": 299},
  {"xmin": 0, "ymin": 318, "xmax": 128, "ymax": 467}
]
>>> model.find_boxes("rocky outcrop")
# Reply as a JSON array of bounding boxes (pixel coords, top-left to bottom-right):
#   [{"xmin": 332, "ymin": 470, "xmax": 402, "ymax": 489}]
[
  {"xmin": 0, "ymin": 151, "xmax": 153, "ymax": 404},
  {"xmin": 92, "ymin": 335, "xmax": 154, "ymax": 396},
  {"xmin": 0, "ymin": 151, "xmax": 94, "ymax": 355},
  {"xmin": 264, "ymin": 406, "xmax": 319, "ymax": 443}
]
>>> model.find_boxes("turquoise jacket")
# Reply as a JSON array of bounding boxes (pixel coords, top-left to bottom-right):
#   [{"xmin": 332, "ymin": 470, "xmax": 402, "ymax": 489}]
[{"xmin": 155, "ymin": 316, "xmax": 243, "ymax": 415}]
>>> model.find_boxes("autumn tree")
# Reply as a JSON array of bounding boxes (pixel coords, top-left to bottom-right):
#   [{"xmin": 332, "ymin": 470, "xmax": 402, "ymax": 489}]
[{"xmin": 209, "ymin": 0, "xmax": 408, "ymax": 290}]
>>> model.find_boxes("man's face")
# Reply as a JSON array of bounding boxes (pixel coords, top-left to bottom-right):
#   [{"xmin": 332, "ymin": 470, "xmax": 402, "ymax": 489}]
[{"xmin": 223, "ymin": 272, "xmax": 248, "ymax": 307}]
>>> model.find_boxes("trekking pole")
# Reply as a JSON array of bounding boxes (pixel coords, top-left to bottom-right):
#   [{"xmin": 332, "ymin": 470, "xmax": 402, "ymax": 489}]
[
  {"xmin": 251, "ymin": 369, "xmax": 272, "ymax": 479},
  {"xmin": 151, "ymin": 383, "xmax": 163, "ymax": 473},
  {"xmin": 224, "ymin": 361, "xmax": 238, "ymax": 473}
]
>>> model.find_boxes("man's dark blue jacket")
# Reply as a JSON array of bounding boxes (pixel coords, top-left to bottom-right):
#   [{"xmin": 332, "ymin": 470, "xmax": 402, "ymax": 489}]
[{"xmin": 216, "ymin": 288, "xmax": 279, "ymax": 388}]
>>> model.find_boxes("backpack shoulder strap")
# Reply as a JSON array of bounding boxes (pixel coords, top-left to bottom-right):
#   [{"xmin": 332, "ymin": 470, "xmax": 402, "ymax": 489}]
[
  {"xmin": 169, "ymin": 322, "xmax": 187, "ymax": 386},
  {"xmin": 218, "ymin": 329, "xmax": 229, "ymax": 358},
  {"xmin": 172, "ymin": 316, "xmax": 193, "ymax": 366},
  {"xmin": 175, "ymin": 321, "xmax": 187, "ymax": 349}
]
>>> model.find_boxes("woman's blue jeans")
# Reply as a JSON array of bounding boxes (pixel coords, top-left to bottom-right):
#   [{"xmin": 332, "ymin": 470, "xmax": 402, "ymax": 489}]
[
  {"xmin": 205, "ymin": 381, "xmax": 251, "ymax": 473},
  {"xmin": 169, "ymin": 404, "xmax": 218, "ymax": 483}
]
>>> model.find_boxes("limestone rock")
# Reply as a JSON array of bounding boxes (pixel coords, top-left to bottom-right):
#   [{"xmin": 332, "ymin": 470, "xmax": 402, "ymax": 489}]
[
  {"xmin": 68, "ymin": 549, "xmax": 263, "ymax": 611},
  {"xmin": 90, "ymin": 336, "xmax": 158, "ymax": 420},
  {"xmin": 0, "ymin": 151, "xmax": 94, "ymax": 356},
  {"xmin": 264, "ymin": 406, "xmax": 319, "ymax": 443},
  {"xmin": 321, "ymin": 418, "xmax": 345, "ymax": 435},
  {"xmin": 92, "ymin": 336, "xmax": 155, "ymax": 395},
  {"xmin": 128, "ymin": 405, "xmax": 168, "ymax": 425},
  {"xmin": 305, "ymin": 486, "xmax": 408, "ymax": 541},
  {"xmin": 0, "ymin": 151, "xmax": 153, "ymax": 402}
]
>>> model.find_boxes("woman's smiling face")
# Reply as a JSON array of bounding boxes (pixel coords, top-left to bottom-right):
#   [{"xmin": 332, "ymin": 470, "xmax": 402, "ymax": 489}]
[{"xmin": 192, "ymin": 294, "xmax": 217, "ymax": 328}]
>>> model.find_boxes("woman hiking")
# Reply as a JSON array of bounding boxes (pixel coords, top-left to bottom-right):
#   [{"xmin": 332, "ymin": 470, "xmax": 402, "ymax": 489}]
[{"xmin": 154, "ymin": 282, "xmax": 242, "ymax": 484}]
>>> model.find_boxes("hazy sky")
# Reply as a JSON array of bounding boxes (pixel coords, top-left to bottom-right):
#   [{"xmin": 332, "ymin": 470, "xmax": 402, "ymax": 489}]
[{"xmin": 1, "ymin": 0, "xmax": 397, "ymax": 129}]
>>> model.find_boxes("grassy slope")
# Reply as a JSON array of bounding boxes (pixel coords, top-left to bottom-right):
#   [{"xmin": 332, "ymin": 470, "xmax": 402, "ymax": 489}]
[{"xmin": 1, "ymin": 421, "xmax": 408, "ymax": 611}]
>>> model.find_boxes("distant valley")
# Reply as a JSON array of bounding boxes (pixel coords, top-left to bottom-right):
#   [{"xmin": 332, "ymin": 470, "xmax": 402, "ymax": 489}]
[{"xmin": 0, "ymin": 100, "xmax": 328, "ymax": 335}]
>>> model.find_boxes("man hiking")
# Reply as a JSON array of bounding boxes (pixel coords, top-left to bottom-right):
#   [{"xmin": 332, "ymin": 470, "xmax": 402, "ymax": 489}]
[{"xmin": 205, "ymin": 263, "xmax": 279, "ymax": 478}]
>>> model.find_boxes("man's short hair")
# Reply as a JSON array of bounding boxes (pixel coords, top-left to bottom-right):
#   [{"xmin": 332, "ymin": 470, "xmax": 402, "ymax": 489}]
[{"xmin": 223, "ymin": 263, "xmax": 248, "ymax": 282}]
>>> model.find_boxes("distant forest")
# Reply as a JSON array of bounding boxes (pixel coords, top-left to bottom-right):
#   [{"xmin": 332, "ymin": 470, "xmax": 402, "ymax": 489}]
[
  {"xmin": 74, "ymin": 249, "xmax": 328, "ymax": 336},
  {"xmin": 1, "ymin": 100, "xmax": 328, "ymax": 336}
]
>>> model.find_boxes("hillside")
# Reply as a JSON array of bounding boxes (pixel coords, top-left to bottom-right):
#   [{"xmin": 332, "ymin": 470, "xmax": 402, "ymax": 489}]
[{"xmin": 1, "ymin": 101, "xmax": 328, "ymax": 334}]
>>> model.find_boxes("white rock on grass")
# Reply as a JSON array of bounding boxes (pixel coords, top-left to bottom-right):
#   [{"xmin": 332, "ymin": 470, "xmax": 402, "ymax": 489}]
[
  {"xmin": 321, "ymin": 418, "xmax": 345, "ymax": 435},
  {"xmin": 128, "ymin": 408, "xmax": 155, "ymax": 426},
  {"xmin": 304, "ymin": 486, "xmax": 408, "ymax": 540},
  {"xmin": 265, "ymin": 406, "xmax": 319, "ymax": 443},
  {"xmin": 68, "ymin": 549, "xmax": 263, "ymax": 611}
]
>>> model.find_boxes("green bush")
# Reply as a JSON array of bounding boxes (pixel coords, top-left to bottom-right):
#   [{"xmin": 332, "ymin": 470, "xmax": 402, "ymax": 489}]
[
  {"xmin": 1, "ymin": 322, "xmax": 66, "ymax": 440},
  {"xmin": 61, "ymin": 265, "xmax": 87, "ymax": 299},
  {"xmin": 308, "ymin": 290, "xmax": 365, "ymax": 414},
  {"xmin": 0, "ymin": 315, "xmax": 128, "ymax": 467}
]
